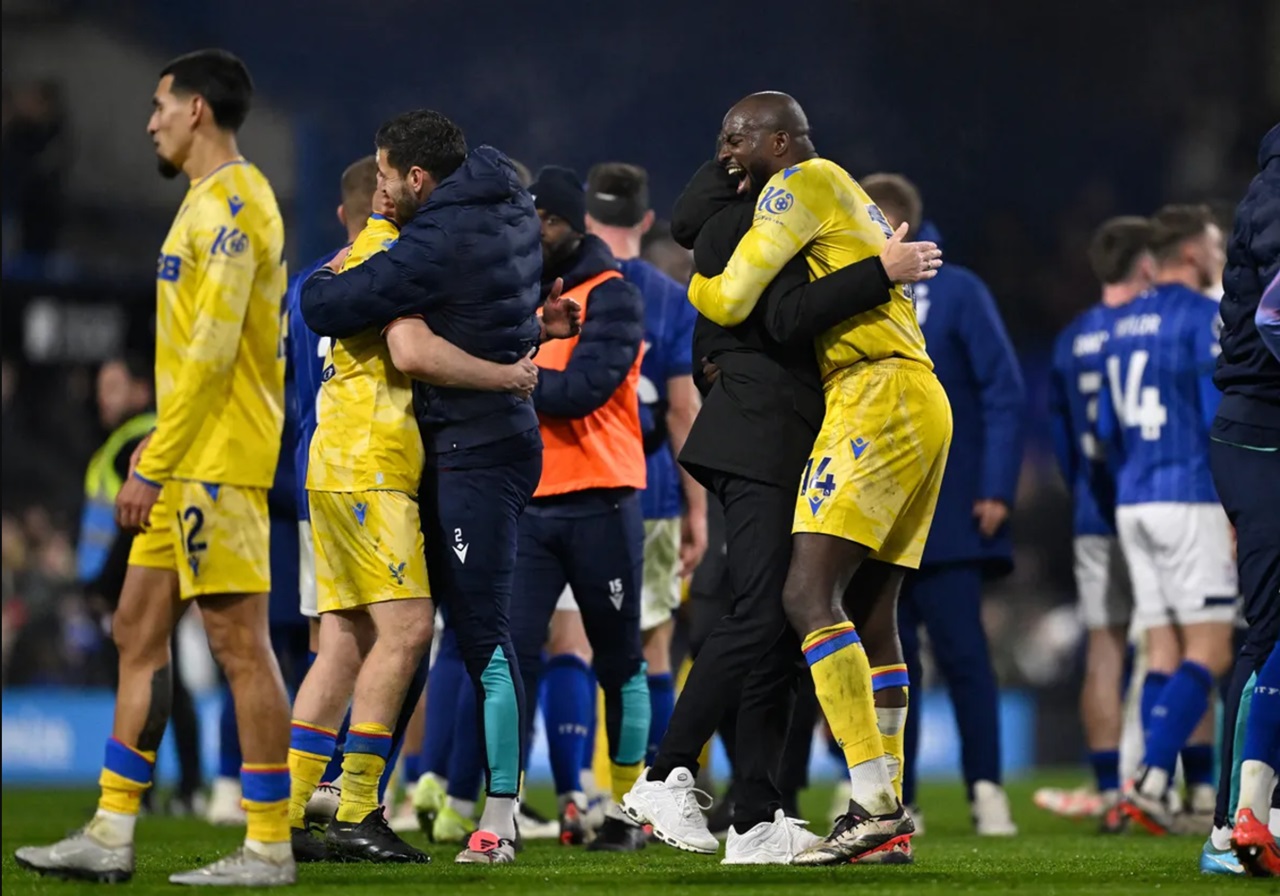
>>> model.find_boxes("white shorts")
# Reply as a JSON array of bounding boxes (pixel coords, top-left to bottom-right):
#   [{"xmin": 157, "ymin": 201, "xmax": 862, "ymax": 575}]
[
  {"xmin": 641, "ymin": 517, "xmax": 682, "ymax": 632},
  {"xmin": 1115, "ymin": 502, "xmax": 1239, "ymax": 631},
  {"xmin": 298, "ymin": 519, "xmax": 318, "ymax": 619},
  {"xmin": 1073, "ymin": 535, "xmax": 1133, "ymax": 630},
  {"xmin": 555, "ymin": 585, "xmax": 578, "ymax": 613}
]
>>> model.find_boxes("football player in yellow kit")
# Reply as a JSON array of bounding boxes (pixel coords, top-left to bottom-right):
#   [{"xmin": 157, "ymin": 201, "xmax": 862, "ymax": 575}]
[
  {"xmin": 287, "ymin": 191, "xmax": 540, "ymax": 864},
  {"xmin": 14, "ymin": 50, "xmax": 296, "ymax": 887},
  {"xmin": 686, "ymin": 92, "xmax": 953, "ymax": 865}
]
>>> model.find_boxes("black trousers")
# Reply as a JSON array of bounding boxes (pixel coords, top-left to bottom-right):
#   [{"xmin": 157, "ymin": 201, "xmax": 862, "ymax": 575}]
[
  {"xmin": 652, "ymin": 472, "xmax": 801, "ymax": 829},
  {"xmin": 1209, "ymin": 420, "xmax": 1280, "ymax": 828}
]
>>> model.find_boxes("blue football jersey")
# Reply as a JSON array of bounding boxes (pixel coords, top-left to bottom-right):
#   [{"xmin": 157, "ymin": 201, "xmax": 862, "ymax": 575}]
[
  {"xmin": 1097, "ymin": 283, "xmax": 1222, "ymax": 505},
  {"xmin": 285, "ymin": 252, "xmax": 333, "ymax": 521},
  {"xmin": 1049, "ymin": 303, "xmax": 1120, "ymax": 536},
  {"xmin": 621, "ymin": 258, "xmax": 697, "ymax": 521}
]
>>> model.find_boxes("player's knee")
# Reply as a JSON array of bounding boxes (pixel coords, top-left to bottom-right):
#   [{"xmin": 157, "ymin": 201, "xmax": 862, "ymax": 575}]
[
  {"xmin": 781, "ymin": 580, "xmax": 826, "ymax": 636},
  {"xmin": 204, "ymin": 614, "xmax": 271, "ymax": 681},
  {"xmin": 381, "ymin": 607, "xmax": 434, "ymax": 656},
  {"xmin": 111, "ymin": 614, "xmax": 170, "ymax": 667}
]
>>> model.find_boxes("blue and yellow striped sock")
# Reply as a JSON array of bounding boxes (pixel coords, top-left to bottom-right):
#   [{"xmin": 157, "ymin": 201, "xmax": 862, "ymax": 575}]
[
  {"xmin": 98, "ymin": 737, "xmax": 156, "ymax": 816},
  {"xmin": 289, "ymin": 720, "xmax": 337, "ymax": 828},
  {"xmin": 242, "ymin": 763, "xmax": 290, "ymax": 844},
  {"xmin": 871, "ymin": 663, "xmax": 909, "ymax": 801},
  {"xmin": 804, "ymin": 623, "xmax": 883, "ymax": 771},
  {"xmin": 336, "ymin": 722, "xmax": 392, "ymax": 824}
]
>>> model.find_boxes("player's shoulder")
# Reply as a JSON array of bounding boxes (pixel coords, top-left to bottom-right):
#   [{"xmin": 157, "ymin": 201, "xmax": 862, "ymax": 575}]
[
  {"xmin": 346, "ymin": 215, "xmax": 400, "ymax": 267},
  {"xmin": 189, "ymin": 160, "xmax": 282, "ymax": 237},
  {"xmin": 1055, "ymin": 303, "xmax": 1111, "ymax": 361},
  {"xmin": 621, "ymin": 257, "xmax": 684, "ymax": 301},
  {"xmin": 768, "ymin": 157, "xmax": 843, "ymax": 194}
]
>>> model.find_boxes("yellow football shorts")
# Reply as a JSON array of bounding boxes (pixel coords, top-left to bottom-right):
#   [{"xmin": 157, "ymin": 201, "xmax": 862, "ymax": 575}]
[
  {"xmin": 308, "ymin": 489, "xmax": 430, "ymax": 614},
  {"xmin": 793, "ymin": 359, "xmax": 953, "ymax": 569},
  {"xmin": 127, "ymin": 480, "xmax": 270, "ymax": 598}
]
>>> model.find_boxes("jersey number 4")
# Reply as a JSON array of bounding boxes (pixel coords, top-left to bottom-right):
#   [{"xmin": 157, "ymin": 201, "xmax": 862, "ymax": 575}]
[{"xmin": 1107, "ymin": 350, "xmax": 1168, "ymax": 442}]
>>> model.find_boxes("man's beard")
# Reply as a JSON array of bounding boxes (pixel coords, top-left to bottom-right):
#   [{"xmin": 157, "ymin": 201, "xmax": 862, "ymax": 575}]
[
  {"xmin": 388, "ymin": 186, "xmax": 420, "ymax": 224},
  {"xmin": 542, "ymin": 237, "xmax": 578, "ymax": 278},
  {"xmin": 156, "ymin": 155, "xmax": 181, "ymax": 180}
]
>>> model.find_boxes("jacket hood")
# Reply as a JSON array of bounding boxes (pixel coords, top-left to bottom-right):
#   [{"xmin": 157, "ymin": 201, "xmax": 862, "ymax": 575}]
[
  {"xmin": 671, "ymin": 160, "xmax": 750, "ymax": 250},
  {"xmin": 551, "ymin": 233, "xmax": 621, "ymax": 292},
  {"xmin": 424, "ymin": 145, "xmax": 523, "ymax": 212},
  {"xmin": 1260, "ymin": 122, "xmax": 1280, "ymax": 168}
]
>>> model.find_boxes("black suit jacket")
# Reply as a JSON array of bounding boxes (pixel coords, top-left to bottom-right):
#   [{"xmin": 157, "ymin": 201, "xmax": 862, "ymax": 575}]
[{"xmin": 675, "ymin": 161, "xmax": 894, "ymax": 489}]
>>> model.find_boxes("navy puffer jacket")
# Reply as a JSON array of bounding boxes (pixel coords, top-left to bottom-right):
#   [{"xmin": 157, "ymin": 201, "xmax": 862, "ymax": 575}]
[
  {"xmin": 301, "ymin": 145, "xmax": 543, "ymax": 451},
  {"xmin": 1215, "ymin": 122, "xmax": 1280, "ymax": 428}
]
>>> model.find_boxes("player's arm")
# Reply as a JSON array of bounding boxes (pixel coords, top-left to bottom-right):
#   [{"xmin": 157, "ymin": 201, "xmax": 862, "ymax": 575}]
[
  {"xmin": 687, "ymin": 173, "xmax": 825, "ymax": 327},
  {"xmin": 1256, "ymin": 269, "xmax": 1280, "ymax": 363},
  {"xmin": 299, "ymin": 222, "xmax": 450, "ymax": 338},
  {"xmin": 955, "ymin": 273, "xmax": 1025, "ymax": 509},
  {"xmin": 534, "ymin": 278, "xmax": 644, "ymax": 419},
  {"xmin": 1046, "ymin": 339, "xmax": 1079, "ymax": 488},
  {"xmin": 662, "ymin": 296, "xmax": 707, "ymax": 574},
  {"xmin": 761, "ymin": 257, "xmax": 893, "ymax": 347},
  {"xmin": 1195, "ymin": 302, "xmax": 1225, "ymax": 430},
  {"xmin": 134, "ymin": 197, "xmax": 257, "ymax": 485},
  {"xmin": 384, "ymin": 317, "xmax": 536, "ymax": 397}
]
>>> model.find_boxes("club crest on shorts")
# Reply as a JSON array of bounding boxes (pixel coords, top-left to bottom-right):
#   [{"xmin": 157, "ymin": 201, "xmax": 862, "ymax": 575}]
[{"xmin": 801, "ymin": 456, "xmax": 837, "ymax": 516}]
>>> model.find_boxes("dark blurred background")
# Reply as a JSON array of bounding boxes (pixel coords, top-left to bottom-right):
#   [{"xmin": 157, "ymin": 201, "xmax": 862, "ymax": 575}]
[{"xmin": 2, "ymin": 0, "xmax": 1276, "ymax": 774}]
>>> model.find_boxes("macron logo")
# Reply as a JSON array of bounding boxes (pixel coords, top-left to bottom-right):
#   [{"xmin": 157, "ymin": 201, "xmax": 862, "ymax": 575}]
[
  {"xmin": 850, "ymin": 437, "xmax": 870, "ymax": 459},
  {"xmin": 227, "ymin": 195, "xmax": 244, "ymax": 218},
  {"xmin": 453, "ymin": 542, "xmax": 469, "ymax": 564},
  {"xmin": 352, "ymin": 502, "xmax": 368, "ymax": 526}
]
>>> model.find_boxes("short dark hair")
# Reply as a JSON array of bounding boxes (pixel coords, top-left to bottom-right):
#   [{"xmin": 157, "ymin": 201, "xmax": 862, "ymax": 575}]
[
  {"xmin": 586, "ymin": 162, "xmax": 650, "ymax": 227},
  {"xmin": 159, "ymin": 49, "xmax": 253, "ymax": 132},
  {"xmin": 1088, "ymin": 216, "xmax": 1154, "ymax": 284},
  {"xmin": 861, "ymin": 173, "xmax": 923, "ymax": 236},
  {"xmin": 374, "ymin": 110, "xmax": 467, "ymax": 182},
  {"xmin": 1148, "ymin": 203, "xmax": 1215, "ymax": 264},
  {"xmin": 340, "ymin": 155, "xmax": 379, "ymax": 220}
]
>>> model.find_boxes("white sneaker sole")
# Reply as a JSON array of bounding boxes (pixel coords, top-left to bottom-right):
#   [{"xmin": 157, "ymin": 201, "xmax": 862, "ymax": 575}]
[{"xmin": 621, "ymin": 800, "xmax": 716, "ymax": 855}]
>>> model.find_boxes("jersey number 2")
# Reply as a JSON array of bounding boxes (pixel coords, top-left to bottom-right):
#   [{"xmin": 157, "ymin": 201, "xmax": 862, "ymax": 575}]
[{"xmin": 1107, "ymin": 350, "xmax": 1168, "ymax": 442}]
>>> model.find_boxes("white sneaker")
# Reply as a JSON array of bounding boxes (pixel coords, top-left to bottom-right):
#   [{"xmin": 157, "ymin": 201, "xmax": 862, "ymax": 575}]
[
  {"xmin": 621, "ymin": 767, "xmax": 717, "ymax": 854},
  {"xmin": 972, "ymin": 780, "xmax": 1017, "ymax": 836},
  {"xmin": 205, "ymin": 777, "xmax": 246, "ymax": 827},
  {"xmin": 169, "ymin": 844, "xmax": 295, "ymax": 886},
  {"xmin": 15, "ymin": 820, "xmax": 134, "ymax": 883},
  {"xmin": 722, "ymin": 810, "xmax": 823, "ymax": 865}
]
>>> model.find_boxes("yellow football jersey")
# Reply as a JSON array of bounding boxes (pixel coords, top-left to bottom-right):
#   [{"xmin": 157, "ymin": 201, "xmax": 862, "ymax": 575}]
[
  {"xmin": 135, "ymin": 159, "xmax": 286, "ymax": 488},
  {"xmin": 687, "ymin": 158, "xmax": 932, "ymax": 379},
  {"xmin": 306, "ymin": 215, "xmax": 425, "ymax": 495}
]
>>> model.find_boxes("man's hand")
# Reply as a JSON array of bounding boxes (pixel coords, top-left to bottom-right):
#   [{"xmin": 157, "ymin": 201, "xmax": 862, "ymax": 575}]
[
  {"xmin": 127, "ymin": 433, "xmax": 153, "ymax": 479},
  {"xmin": 679, "ymin": 508, "xmax": 708, "ymax": 578},
  {"xmin": 700, "ymin": 357, "xmax": 721, "ymax": 385},
  {"xmin": 323, "ymin": 245, "xmax": 352, "ymax": 274},
  {"xmin": 973, "ymin": 498, "xmax": 1009, "ymax": 538},
  {"xmin": 541, "ymin": 277, "xmax": 581, "ymax": 340},
  {"xmin": 504, "ymin": 352, "xmax": 540, "ymax": 399},
  {"xmin": 116, "ymin": 474, "xmax": 162, "ymax": 533},
  {"xmin": 880, "ymin": 222, "xmax": 942, "ymax": 284}
]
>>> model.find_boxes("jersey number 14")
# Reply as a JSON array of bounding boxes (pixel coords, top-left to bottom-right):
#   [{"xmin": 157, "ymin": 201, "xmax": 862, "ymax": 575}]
[{"xmin": 1107, "ymin": 350, "xmax": 1168, "ymax": 442}]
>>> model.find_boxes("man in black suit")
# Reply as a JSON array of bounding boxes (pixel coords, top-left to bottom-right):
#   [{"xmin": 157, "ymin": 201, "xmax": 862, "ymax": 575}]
[{"xmin": 621, "ymin": 159, "xmax": 939, "ymax": 862}]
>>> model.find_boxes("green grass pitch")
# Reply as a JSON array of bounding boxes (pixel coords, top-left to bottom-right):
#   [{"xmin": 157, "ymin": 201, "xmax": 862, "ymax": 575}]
[{"xmin": 1, "ymin": 775, "xmax": 1265, "ymax": 894}]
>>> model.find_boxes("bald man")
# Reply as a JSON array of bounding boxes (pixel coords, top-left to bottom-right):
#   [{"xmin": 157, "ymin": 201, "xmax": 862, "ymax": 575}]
[{"xmin": 624, "ymin": 92, "xmax": 948, "ymax": 866}]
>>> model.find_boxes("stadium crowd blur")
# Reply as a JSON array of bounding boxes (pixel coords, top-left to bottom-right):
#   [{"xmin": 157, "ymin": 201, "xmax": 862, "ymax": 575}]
[{"xmin": 2, "ymin": 0, "xmax": 1277, "ymax": 765}]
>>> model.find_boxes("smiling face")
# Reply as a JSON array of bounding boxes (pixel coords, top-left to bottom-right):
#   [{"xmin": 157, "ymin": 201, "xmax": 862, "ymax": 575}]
[{"xmin": 716, "ymin": 108, "xmax": 781, "ymax": 195}]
